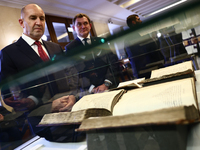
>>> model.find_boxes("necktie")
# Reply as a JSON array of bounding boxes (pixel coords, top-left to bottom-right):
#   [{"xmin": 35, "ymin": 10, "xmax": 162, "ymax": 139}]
[
  {"xmin": 83, "ymin": 38, "xmax": 89, "ymax": 46},
  {"xmin": 83, "ymin": 38, "xmax": 95, "ymax": 60},
  {"xmin": 34, "ymin": 41, "xmax": 49, "ymax": 62}
]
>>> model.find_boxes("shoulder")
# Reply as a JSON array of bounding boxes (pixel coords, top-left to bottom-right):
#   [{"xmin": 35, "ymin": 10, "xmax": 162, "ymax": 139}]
[
  {"xmin": 43, "ymin": 40, "xmax": 63, "ymax": 50},
  {"xmin": 66, "ymin": 39, "xmax": 78, "ymax": 46},
  {"xmin": 65, "ymin": 38, "xmax": 82, "ymax": 51},
  {"xmin": 43, "ymin": 40, "xmax": 60, "ymax": 47},
  {"xmin": 1, "ymin": 38, "xmax": 22, "ymax": 53}
]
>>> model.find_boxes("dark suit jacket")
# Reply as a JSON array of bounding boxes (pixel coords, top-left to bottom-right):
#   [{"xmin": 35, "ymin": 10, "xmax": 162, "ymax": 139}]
[
  {"xmin": 65, "ymin": 37, "xmax": 119, "ymax": 91},
  {"xmin": 0, "ymin": 37, "xmax": 63, "ymax": 80},
  {"xmin": 0, "ymin": 37, "xmax": 64, "ymax": 104},
  {"xmin": 125, "ymin": 34, "xmax": 164, "ymax": 78}
]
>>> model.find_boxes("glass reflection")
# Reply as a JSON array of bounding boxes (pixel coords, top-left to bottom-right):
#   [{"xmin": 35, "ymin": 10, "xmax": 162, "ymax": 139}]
[
  {"xmin": 43, "ymin": 22, "xmax": 51, "ymax": 41},
  {"xmin": 0, "ymin": 1, "xmax": 200, "ymax": 149},
  {"xmin": 52, "ymin": 22, "xmax": 69, "ymax": 42},
  {"xmin": 69, "ymin": 24, "xmax": 77, "ymax": 39}
]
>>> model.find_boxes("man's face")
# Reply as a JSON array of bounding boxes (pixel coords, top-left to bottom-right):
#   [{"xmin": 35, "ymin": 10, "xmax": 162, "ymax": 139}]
[
  {"xmin": 73, "ymin": 16, "xmax": 91, "ymax": 38},
  {"xmin": 134, "ymin": 16, "xmax": 142, "ymax": 25},
  {"xmin": 19, "ymin": 4, "xmax": 45, "ymax": 40}
]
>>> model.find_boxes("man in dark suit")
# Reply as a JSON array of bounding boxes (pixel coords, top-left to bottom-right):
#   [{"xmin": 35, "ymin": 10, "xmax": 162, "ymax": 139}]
[
  {"xmin": 65, "ymin": 13, "xmax": 119, "ymax": 95},
  {"xmin": 0, "ymin": 4, "xmax": 76, "ymax": 113},
  {"xmin": 0, "ymin": 4, "xmax": 80, "ymax": 142}
]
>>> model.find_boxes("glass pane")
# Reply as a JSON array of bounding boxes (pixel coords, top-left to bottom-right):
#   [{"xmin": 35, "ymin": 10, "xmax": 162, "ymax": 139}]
[
  {"xmin": 68, "ymin": 24, "xmax": 93, "ymax": 40},
  {"xmin": 1, "ymin": 1, "xmax": 200, "ymax": 149},
  {"xmin": 43, "ymin": 22, "xmax": 51, "ymax": 41},
  {"xmin": 70, "ymin": 24, "xmax": 77, "ymax": 39},
  {"xmin": 52, "ymin": 22, "xmax": 69, "ymax": 42}
]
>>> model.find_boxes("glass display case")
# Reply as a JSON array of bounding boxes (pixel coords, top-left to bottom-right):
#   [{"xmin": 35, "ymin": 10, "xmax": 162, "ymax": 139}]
[{"xmin": 1, "ymin": 1, "xmax": 200, "ymax": 149}]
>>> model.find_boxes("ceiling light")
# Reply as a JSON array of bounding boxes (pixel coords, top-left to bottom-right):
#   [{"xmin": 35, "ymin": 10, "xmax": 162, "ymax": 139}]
[
  {"xmin": 144, "ymin": 0, "xmax": 187, "ymax": 17},
  {"xmin": 157, "ymin": 31, "xmax": 162, "ymax": 38},
  {"xmin": 120, "ymin": 0, "xmax": 141, "ymax": 8}
]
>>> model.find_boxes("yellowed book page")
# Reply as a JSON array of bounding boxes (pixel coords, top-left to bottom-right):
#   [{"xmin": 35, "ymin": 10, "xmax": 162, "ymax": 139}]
[
  {"xmin": 150, "ymin": 61, "xmax": 193, "ymax": 78},
  {"xmin": 113, "ymin": 78, "xmax": 197, "ymax": 116},
  {"xmin": 72, "ymin": 89, "xmax": 124, "ymax": 112},
  {"xmin": 117, "ymin": 78, "xmax": 144, "ymax": 88}
]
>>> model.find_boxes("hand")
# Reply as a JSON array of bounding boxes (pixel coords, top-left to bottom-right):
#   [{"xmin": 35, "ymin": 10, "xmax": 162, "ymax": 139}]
[
  {"xmin": 4, "ymin": 96, "xmax": 22, "ymax": 108},
  {"xmin": 18, "ymin": 98, "xmax": 36, "ymax": 110},
  {"xmin": 51, "ymin": 96, "xmax": 68, "ymax": 112},
  {"xmin": 59, "ymin": 95, "xmax": 76, "ymax": 112},
  {"xmin": 4, "ymin": 97, "xmax": 36, "ymax": 111},
  {"xmin": 93, "ymin": 84, "xmax": 108, "ymax": 93},
  {"xmin": 0, "ymin": 114, "xmax": 4, "ymax": 121},
  {"xmin": 51, "ymin": 95, "xmax": 76, "ymax": 112}
]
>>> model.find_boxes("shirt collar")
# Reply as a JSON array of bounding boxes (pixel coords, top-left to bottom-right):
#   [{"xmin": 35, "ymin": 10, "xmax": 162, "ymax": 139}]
[
  {"xmin": 22, "ymin": 34, "xmax": 43, "ymax": 46},
  {"xmin": 77, "ymin": 35, "xmax": 90, "ymax": 42}
]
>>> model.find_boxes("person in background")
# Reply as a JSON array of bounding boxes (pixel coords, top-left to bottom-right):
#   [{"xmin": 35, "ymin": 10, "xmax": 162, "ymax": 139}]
[
  {"xmin": 125, "ymin": 14, "xmax": 164, "ymax": 78},
  {"xmin": 65, "ymin": 13, "xmax": 120, "ymax": 96},
  {"xmin": 126, "ymin": 14, "xmax": 142, "ymax": 28}
]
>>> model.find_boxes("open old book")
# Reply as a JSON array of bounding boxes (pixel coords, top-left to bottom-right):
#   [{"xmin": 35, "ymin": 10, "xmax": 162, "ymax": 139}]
[
  {"xmin": 39, "ymin": 77, "xmax": 199, "ymax": 128},
  {"xmin": 38, "ymin": 89, "xmax": 125, "ymax": 126},
  {"xmin": 77, "ymin": 77, "xmax": 199, "ymax": 131},
  {"xmin": 139, "ymin": 60, "xmax": 195, "ymax": 85}
]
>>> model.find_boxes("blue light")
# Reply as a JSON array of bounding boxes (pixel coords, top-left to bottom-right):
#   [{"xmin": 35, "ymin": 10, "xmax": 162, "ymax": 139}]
[
  {"xmin": 101, "ymin": 38, "xmax": 105, "ymax": 43},
  {"xmin": 51, "ymin": 55, "xmax": 56, "ymax": 61}
]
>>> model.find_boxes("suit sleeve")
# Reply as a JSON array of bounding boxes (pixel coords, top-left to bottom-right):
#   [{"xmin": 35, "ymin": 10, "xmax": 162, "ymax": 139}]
[
  {"xmin": 104, "ymin": 50, "xmax": 120, "ymax": 88},
  {"xmin": 0, "ymin": 49, "xmax": 18, "ymax": 82}
]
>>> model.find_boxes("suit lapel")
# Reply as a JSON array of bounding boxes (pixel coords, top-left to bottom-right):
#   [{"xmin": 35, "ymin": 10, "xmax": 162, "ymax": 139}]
[
  {"xmin": 90, "ymin": 37, "xmax": 103, "ymax": 57},
  {"xmin": 16, "ymin": 37, "xmax": 43, "ymax": 64},
  {"xmin": 75, "ymin": 37, "xmax": 84, "ymax": 46},
  {"xmin": 43, "ymin": 40, "xmax": 55, "ymax": 59}
]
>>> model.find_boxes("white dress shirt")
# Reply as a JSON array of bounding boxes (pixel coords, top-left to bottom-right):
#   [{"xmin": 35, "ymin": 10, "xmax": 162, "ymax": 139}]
[{"xmin": 22, "ymin": 34, "xmax": 50, "ymax": 58}]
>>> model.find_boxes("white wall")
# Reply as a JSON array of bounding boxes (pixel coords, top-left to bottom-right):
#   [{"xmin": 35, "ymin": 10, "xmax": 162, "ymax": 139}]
[{"xmin": 0, "ymin": 6, "xmax": 22, "ymax": 50}]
